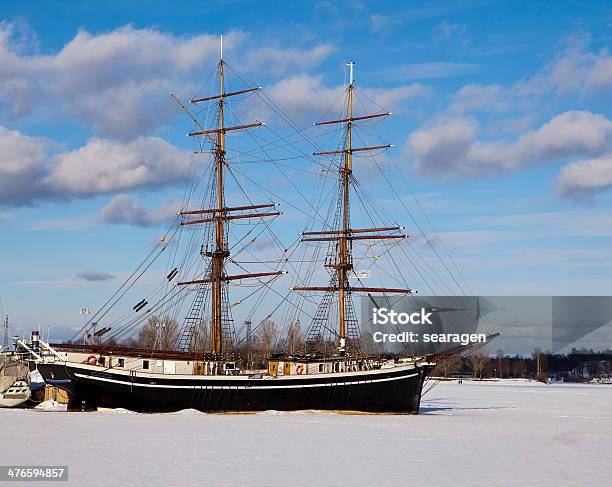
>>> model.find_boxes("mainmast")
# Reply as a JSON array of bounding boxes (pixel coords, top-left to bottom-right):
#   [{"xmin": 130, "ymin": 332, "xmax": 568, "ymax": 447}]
[
  {"xmin": 212, "ymin": 41, "xmax": 226, "ymax": 355},
  {"xmin": 295, "ymin": 62, "xmax": 415, "ymax": 353},
  {"xmin": 175, "ymin": 36, "xmax": 283, "ymax": 355},
  {"xmin": 337, "ymin": 62, "xmax": 355, "ymax": 350}
]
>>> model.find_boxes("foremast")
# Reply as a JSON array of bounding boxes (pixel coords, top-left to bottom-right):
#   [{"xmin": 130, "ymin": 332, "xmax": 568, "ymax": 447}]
[
  {"xmin": 295, "ymin": 62, "xmax": 416, "ymax": 354},
  {"xmin": 174, "ymin": 38, "xmax": 282, "ymax": 355}
]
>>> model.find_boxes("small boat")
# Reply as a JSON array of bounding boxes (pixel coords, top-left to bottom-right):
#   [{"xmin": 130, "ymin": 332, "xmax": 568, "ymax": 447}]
[
  {"xmin": 0, "ymin": 379, "xmax": 31, "ymax": 408},
  {"xmin": 0, "ymin": 354, "xmax": 31, "ymax": 408}
]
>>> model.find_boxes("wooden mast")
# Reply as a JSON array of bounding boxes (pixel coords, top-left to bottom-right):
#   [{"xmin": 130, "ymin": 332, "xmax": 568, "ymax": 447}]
[
  {"xmin": 174, "ymin": 36, "xmax": 282, "ymax": 356},
  {"xmin": 294, "ymin": 62, "xmax": 415, "ymax": 352},
  {"xmin": 337, "ymin": 62, "xmax": 355, "ymax": 350},
  {"xmin": 211, "ymin": 41, "xmax": 226, "ymax": 355}
]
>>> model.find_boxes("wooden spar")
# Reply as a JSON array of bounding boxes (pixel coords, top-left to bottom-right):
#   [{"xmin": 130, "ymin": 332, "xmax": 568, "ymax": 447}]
[
  {"xmin": 189, "ymin": 121, "xmax": 262, "ymax": 137},
  {"xmin": 313, "ymin": 144, "xmax": 391, "ymax": 156},
  {"xmin": 181, "ymin": 211, "xmax": 281, "ymax": 226},
  {"xmin": 212, "ymin": 55, "xmax": 225, "ymax": 355},
  {"xmin": 293, "ymin": 286, "xmax": 415, "ymax": 294},
  {"xmin": 302, "ymin": 226, "xmax": 400, "ymax": 236},
  {"xmin": 191, "ymin": 86, "xmax": 259, "ymax": 103},
  {"xmin": 351, "ymin": 234, "xmax": 406, "ymax": 241},
  {"xmin": 178, "ymin": 271, "xmax": 283, "ymax": 286},
  {"xmin": 180, "ymin": 203, "xmax": 277, "ymax": 216},
  {"xmin": 302, "ymin": 234, "xmax": 406, "ymax": 242},
  {"xmin": 170, "ymin": 94, "xmax": 209, "ymax": 136},
  {"xmin": 315, "ymin": 112, "xmax": 390, "ymax": 126},
  {"xmin": 225, "ymin": 271, "xmax": 283, "ymax": 281},
  {"xmin": 181, "ymin": 218, "xmax": 215, "ymax": 225},
  {"xmin": 349, "ymin": 287, "xmax": 415, "ymax": 294}
]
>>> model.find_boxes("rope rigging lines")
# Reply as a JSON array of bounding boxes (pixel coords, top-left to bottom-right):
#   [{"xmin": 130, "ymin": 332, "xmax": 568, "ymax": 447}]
[{"xmin": 72, "ymin": 58, "xmax": 493, "ymax": 361}]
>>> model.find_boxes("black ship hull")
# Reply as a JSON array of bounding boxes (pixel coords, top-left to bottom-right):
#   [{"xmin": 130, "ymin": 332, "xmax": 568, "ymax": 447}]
[{"xmin": 37, "ymin": 361, "xmax": 432, "ymax": 413}]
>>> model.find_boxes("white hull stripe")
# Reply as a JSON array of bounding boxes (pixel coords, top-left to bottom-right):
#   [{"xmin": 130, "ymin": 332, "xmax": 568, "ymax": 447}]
[
  {"xmin": 61, "ymin": 361, "xmax": 420, "ymax": 381},
  {"xmin": 74, "ymin": 372, "xmax": 420, "ymax": 390}
]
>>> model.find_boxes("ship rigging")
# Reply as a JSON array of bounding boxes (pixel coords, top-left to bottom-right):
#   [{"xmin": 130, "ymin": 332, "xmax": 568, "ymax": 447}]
[{"xmin": 33, "ymin": 38, "xmax": 496, "ymax": 413}]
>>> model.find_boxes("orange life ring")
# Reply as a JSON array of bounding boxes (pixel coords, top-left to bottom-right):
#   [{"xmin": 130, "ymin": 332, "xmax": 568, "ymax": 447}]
[
  {"xmin": 86, "ymin": 355, "xmax": 97, "ymax": 365},
  {"xmin": 296, "ymin": 364, "xmax": 304, "ymax": 374}
]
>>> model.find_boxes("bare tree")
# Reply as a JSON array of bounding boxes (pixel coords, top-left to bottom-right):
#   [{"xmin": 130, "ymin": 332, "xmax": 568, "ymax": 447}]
[
  {"xmin": 532, "ymin": 347, "xmax": 548, "ymax": 383},
  {"xmin": 137, "ymin": 316, "xmax": 180, "ymax": 350},
  {"xmin": 496, "ymin": 349, "xmax": 504, "ymax": 378},
  {"xmin": 257, "ymin": 318, "xmax": 278, "ymax": 358},
  {"xmin": 435, "ymin": 355, "xmax": 463, "ymax": 379},
  {"xmin": 286, "ymin": 319, "xmax": 304, "ymax": 354},
  {"xmin": 191, "ymin": 318, "xmax": 212, "ymax": 353},
  {"xmin": 467, "ymin": 351, "xmax": 489, "ymax": 379},
  {"xmin": 511, "ymin": 358, "xmax": 527, "ymax": 378}
]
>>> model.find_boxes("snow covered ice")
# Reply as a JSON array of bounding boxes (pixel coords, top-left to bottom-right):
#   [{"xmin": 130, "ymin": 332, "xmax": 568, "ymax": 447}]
[{"xmin": 2, "ymin": 380, "xmax": 611, "ymax": 486}]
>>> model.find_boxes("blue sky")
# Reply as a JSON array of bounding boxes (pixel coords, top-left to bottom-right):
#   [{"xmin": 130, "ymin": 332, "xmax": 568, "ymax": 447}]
[{"xmin": 0, "ymin": 0, "xmax": 611, "ymax": 342}]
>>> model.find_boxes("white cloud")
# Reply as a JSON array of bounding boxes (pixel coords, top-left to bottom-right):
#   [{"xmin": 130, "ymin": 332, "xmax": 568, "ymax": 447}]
[
  {"xmin": 99, "ymin": 194, "xmax": 179, "ymax": 227},
  {"xmin": 450, "ymin": 83, "xmax": 513, "ymax": 113},
  {"xmin": 0, "ymin": 24, "xmax": 244, "ymax": 138},
  {"xmin": 267, "ymin": 74, "xmax": 426, "ymax": 122},
  {"xmin": 407, "ymin": 35, "xmax": 612, "ymax": 199},
  {"xmin": 240, "ymin": 44, "xmax": 333, "ymax": 76},
  {"xmin": 44, "ymin": 136, "xmax": 189, "ymax": 196},
  {"xmin": 408, "ymin": 116, "xmax": 478, "ymax": 176},
  {"xmin": 0, "ymin": 126, "xmax": 50, "ymax": 205},
  {"xmin": 489, "ymin": 115, "xmax": 536, "ymax": 136},
  {"xmin": 409, "ymin": 111, "xmax": 612, "ymax": 178},
  {"xmin": 0, "ymin": 125, "xmax": 190, "ymax": 206},
  {"xmin": 0, "ymin": 24, "xmax": 425, "ymax": 206},
  {"xmin": 362, "ymin": 84, "xmax": 429, "ymax": 109},
  {"xmin": 266, "ymin": 74, "xmax": 339, "ymax": 122},
  {"xmin": 556, "ymin": 155, "xmax": 612, "ymax": 200},
  {"xmin": 446, "ymin": 38, "xmax": 612, "ymax": 119},
  {"xmin": 587, "ymin": 49, "xmax": 612, "ymax": 90},
  {"xmin": 0, "ymin": 23, "xmax": 338, "ymax": 139},
  {"xmin": 46, "ymin": 27, "xmax": 224, "ymax": 91},
  {"xmin": 545, "ymin": 44, "xmax": 612, "ymax": 94}
]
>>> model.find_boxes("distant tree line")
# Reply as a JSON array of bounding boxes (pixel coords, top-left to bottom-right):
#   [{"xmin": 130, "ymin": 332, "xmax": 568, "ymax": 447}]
[{"xmin": 433, "ymin": 348, "xmax": 612, "ymax": 382}]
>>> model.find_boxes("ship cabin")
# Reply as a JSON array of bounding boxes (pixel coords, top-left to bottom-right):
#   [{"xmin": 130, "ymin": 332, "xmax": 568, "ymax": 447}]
[
  {"xmin": 26, "ymin": 341, "xmax": 393, "ymax": 378},
  {"xmin": 266, "ymin": 354, "xmax": 379, "ymax": 377},
  {"xmin": 38, "ymin": 343, "xmax": 242, "ymax": 376}
]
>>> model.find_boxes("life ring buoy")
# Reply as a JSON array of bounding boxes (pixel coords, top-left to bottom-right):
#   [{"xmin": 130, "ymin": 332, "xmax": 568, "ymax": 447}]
[
  {"xmin": 296, "ymin": 364, "xmax": 304, "ymax": 375},
  {"xmin": 86, "ymin": 355, "xmax": 97, "ymax": 365}
]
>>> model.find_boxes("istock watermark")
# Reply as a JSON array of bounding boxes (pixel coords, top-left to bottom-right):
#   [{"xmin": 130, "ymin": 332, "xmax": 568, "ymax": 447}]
[
  {"xmin": 372, "ymin": 331, "xmax": 486, "ymax": 346},
  {"xmin": 362, "ymin": 295, "xmax": 612, "ymax": 355},
  {"xmin": 372, "ymin": 307, "xmax": 433, "ymax": 325},
  {"xmin": 371, "ymin": 307, "xmax": 486, "ymax": 346}
]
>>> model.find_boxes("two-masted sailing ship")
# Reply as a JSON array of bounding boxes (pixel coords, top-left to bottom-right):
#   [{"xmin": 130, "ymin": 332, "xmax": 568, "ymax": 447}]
[{"xmin": 34, "ymin": 42, "xmax": 437, "ymax": 413}]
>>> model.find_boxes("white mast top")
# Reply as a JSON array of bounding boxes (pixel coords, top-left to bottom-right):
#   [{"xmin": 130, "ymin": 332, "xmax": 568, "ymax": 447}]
[
  {"xmin": 220, "ymin": 34, "xmax": 223, "ymax": 60},
  {"xmin": 346, "ymin": 61, "xmax": 355, "ymax": 86}
]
